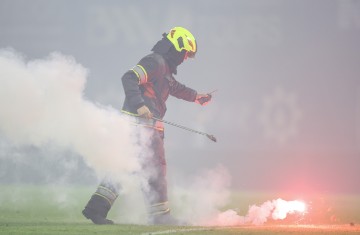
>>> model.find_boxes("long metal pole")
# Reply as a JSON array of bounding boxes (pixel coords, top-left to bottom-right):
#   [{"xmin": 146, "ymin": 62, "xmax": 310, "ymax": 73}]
[{"xmin": 152, "ymin": 117, "xmax": 217, "ymax": 142}]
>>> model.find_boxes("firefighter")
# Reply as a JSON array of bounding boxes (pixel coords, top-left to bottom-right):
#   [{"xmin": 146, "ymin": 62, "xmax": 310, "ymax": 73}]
[{"xmin": 82, "ymin": 27, "xmax": 211, "ymax": 225}]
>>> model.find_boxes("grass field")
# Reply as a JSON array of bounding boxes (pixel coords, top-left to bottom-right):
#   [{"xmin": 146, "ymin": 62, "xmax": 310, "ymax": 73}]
[{"xmin": 0, "ymin": 184, "xmax": 359, "ymax": 235}]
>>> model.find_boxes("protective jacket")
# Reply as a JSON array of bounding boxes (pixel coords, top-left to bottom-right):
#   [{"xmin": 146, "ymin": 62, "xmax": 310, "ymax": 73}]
[{"xmin": 121, "ymin": 53, "xmax": 197, "ymax": 119}]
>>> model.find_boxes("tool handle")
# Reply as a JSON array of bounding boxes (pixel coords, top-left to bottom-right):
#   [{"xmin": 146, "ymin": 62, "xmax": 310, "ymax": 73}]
[{"xmin": 152, "ymin": 117, "xmax": 217, "ymax": 143}]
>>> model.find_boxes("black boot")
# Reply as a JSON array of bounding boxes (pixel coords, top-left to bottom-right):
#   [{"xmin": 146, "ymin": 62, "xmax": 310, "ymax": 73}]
[
  {"xmin": 82, "ymin": 194, "xmax": 114, "ymax": 225},
  {"xmin": 83, "ymin": 182, "xmax": 119, "ymax": 225}
]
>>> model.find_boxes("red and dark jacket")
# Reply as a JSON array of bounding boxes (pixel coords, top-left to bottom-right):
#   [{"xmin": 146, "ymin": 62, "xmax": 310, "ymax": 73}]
[{"xmin": 121, "ymin": 53, "xmax": 197, "ymax": 119}]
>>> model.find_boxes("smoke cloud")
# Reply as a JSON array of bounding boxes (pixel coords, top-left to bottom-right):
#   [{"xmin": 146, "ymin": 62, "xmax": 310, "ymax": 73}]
[
  {"xmin": 171, "ymin": 165, "xmax": 305, "ymax": 226},
  {"xmin": 0, "ymin": 48, "xmax": 141, "ymax": 188},
  {"xmin": 171, "ymin": 165, "xmax": 232, "ymax": 225}
]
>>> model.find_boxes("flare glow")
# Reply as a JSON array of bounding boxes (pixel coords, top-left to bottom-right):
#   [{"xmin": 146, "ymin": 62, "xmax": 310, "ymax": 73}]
[
  {"xmin": 272, "ymin": 199, "xmax": 306, "ymax": 220},
  {"xmin": 205, "ymin": 198, "xmax": 307, "ymax": 226}
]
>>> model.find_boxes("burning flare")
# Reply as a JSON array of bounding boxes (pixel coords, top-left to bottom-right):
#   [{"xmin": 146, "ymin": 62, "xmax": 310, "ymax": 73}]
[
  {"xmin": 205, "ymin": 198, "xmax": 307, "ymax": 226},
  {"xmin": 271, "ymin": 199, "xmax": 306, "ymax": 220}
]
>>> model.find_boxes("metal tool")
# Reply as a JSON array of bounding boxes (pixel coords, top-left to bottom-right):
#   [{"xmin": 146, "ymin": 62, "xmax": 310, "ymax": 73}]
[{"xmin": 152, "ymin": 117, "xmax": 217, "ymax": 142}]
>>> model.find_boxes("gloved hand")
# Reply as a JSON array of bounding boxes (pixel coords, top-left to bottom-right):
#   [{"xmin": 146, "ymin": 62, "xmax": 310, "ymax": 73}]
[
  {"xmin": 137, "ymin": 105, "xmax": 153, "ymax": 119},
  {"xmin": 195, "ymin": 94, "xmax": 212, "ymax": 106}
]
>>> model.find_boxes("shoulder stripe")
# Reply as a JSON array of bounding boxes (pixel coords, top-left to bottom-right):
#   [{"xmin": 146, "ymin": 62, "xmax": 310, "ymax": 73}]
[{"xmin": 131, "ymin": 64, "xmax": 148, "ymax": 84}]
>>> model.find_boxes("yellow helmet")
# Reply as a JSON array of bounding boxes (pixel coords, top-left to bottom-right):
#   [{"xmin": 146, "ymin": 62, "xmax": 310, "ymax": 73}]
[{"xmin": 166, "ymin": 27, "xmax": 197, "ymax": 58}]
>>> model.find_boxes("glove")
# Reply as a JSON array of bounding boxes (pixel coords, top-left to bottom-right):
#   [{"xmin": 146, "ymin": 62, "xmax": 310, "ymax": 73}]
[
  {"xmin": 195, "ymin": 94, "xmax": 212, "ymax": 106},
  {"xmin": 137, "ymin": 105, "xmax": 153, "ymax": 119}
]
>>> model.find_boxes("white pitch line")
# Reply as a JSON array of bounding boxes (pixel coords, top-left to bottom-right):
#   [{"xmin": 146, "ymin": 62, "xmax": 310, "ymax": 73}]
[{"xmin": 141, "ymin": 227, "xmax": 212, "ymax": 235}]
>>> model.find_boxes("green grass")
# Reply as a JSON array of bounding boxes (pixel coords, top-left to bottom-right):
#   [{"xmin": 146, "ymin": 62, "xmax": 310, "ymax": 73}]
[{"xmin": 0, "ymin": 185, "xmax": 359, "ymax": 235}]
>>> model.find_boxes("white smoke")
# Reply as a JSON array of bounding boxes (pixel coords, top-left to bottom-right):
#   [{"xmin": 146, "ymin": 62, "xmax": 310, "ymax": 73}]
[
  {"xmin": 171, "ymin": 165, "xmax": 231, "ymax": 225},
  {"xmin": 171, "ymin": 165, "xmax": 305, "ymax": 226},
  {"xmin": 0, "ymin": 48, "xmax": 142, "ymax": 188}
]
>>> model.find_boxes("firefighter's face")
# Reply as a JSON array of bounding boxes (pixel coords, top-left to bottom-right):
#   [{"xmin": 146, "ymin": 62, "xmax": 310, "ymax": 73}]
[
  {"xmin": 184, "ymin": 50, "xmax": 195, "ymax": 61},
  {"xmin": 183, "ymin": 50, "xmax": 192, "ymax": 61}
]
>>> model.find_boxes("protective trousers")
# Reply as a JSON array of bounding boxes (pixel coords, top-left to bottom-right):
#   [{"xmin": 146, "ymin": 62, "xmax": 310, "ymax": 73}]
[
  {"xmin": 139, "ymin": 128, "xmax": 170, "ymax": 220},
  {"xmin": 82, "ymin": 122, "xmax": 169, "ymax": 224}
]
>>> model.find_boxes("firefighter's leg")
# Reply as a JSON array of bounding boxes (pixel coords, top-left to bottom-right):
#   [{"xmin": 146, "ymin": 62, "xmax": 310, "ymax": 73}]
[
  {"xmin": 141, "ymin": 129, "xmax": 183, "ymax": 225},
  {"xmin": 82, "ymin": 181, "xmax": 119, "ymax": 225}
]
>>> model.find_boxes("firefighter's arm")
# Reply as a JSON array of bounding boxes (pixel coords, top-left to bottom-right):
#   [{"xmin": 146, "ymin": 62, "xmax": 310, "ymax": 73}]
[
  {"xmin": 169, "ymin": 78, "xmax": 212, "ymax": 106},
  {"xmin": 122, "ymin": 70, "xmax": 153, "ymax": 119},
  {"xmin": 121, "ymin": 71, "xmax": 145, "ymax": 110},
  {"xmin": 122, "ymin": 57, "xmax": 158, "ymax": 115},
  {"xmin": 169, "ymin": 78, "xmax": 197, "ymax": 102}
]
